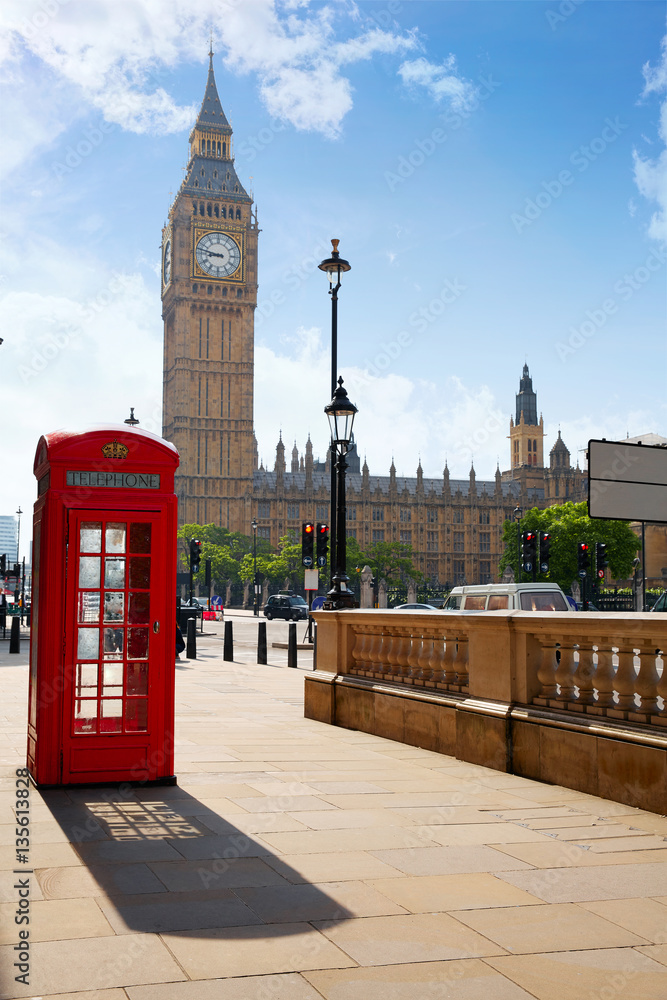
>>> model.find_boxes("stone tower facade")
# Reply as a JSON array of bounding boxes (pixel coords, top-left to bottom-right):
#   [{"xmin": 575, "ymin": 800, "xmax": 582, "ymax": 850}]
[
  {"xmin": 161, "ymin": 51, "xmax": 259, "ymax": 531},
  {"xmin": 508, "ymin": 364, "xmax": 545, "ymax": 493}
]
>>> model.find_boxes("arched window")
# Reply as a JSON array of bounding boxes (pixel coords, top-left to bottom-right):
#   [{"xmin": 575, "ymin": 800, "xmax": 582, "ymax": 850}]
[
  {"xmin": 207, "ymin": 203, "xmax": 212, "ymax": 216},
  {"xmin": 222, "ymin": 185, "xmax": 226, "ymax": 191},
  {"xmin": 214, "ymin": 205, "xmax": 219, "ymax": 218},
  {"xmin": 528, "ymin": 439, "xmax": 532, "ymax": 452},
  {"xmin": 207, "ymin": 285, "xmax": 213, "ymax": 295},
  {"xmin": 236, "ymin": 208, "xmax": 241, "ymax": 220},
  {"xmin": 194, "ymin": 180, "xmax": 199, "ymax": 188},
  {"xmin": 192, "ymin": 283, "xmax": 198, "ymax": 293},
  {"xmin": 222, "ymin": 287, "xmax": 228, "ymax": 297},
  {"xmin": 192, "ymin": 201, "xmax": 197, "ymax": 214},
  {"xmin": 221, "ymin": 206, "xmax": 226, "ymax": 218},
  {"xmin": 236, "ymin": 288, "xmax": 242, "ymax": 298},
  {"xmin": 199, "ymin": 202, "xmax": 205, "ymax": 215},
  {"xmin": 217, "ymin": 141, "xmax": 221, "ymax": 157}
]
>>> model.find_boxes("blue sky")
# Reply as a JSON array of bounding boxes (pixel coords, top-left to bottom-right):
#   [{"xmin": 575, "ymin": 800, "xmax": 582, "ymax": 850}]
[{"xmin": 1, "ymin": 0, "xmax": 665, "ymax": 554}]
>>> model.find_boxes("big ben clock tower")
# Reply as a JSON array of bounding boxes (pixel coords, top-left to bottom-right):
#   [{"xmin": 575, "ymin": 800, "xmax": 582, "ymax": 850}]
[{"xmin": 162, "ymin": 49, "xmax": 258, "ymax": 532}]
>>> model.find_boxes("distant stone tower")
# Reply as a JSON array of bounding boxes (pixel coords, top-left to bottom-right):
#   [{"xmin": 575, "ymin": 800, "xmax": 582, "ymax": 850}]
[
  {"xmin": 508, "ymin": 364, "xmax": 544, "ymax": 492},
  {"xmin": 161, "ymin": 48, "xmax": 259, "ymax": 530}
]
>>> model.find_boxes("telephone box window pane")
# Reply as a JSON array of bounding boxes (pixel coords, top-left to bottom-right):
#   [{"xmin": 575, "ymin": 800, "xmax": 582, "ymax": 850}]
[
  {"xmin": 104, "ymin": 557, "xmax": 125, "ymax": 588},
  {"xmin": 128, "ymin": 628, "xmax": 149, "ymax": 660},
  {"xmin": 77, "ymin": 628, "xmax": 99, "ymax": 660},
  {"xmin": 80, "ymin": 523, "xmax": 102, "ymax": 552},
  {"xmin": 128, "ymin": 592, "xmax": 150, "ymax": 624},
  {"xmin": 78, "ymin": 592, "xmax": 100, "ymax": 623},
  {"xmin": 105, "ymin": 523, "xmax": 127, "ymax": 553},
  {"xmin": 130, "ymin": 522, "xmax": 152, "ymax": 553},
  {"xmin": 103, "ymin": 592, "xmax": 125, "ymax": 622},
  {"xmin": 125, "ymin": 699, "xmax": 148, "ymax": 733},
  {"xmin": 74, "ymin": 699, "xmax": 98, "ymax": 734},
  {"xmin": 79, "ymin": 557, "xmax": 101, "ymax": 589},
  {"xmin": 129, "ymin": 557, "xmax": 150, "ymax": 590},
  {"xmin": 102, "ymin": 662, "xmax": 123, "ymax": 697},
  {"xmin": 76, "ymin": 663, "xmax": 98, "ymax": 696},
  {"xmin": 103, "ymin": 627, "xmax": 124, "ymax": 659},
  {"xmin": 127, "ymin": 662, "xmax": 148, "ymax": 696},
  {"xmin": 100, "ymin": 699, "xmax": 123, "ymax": 733}
]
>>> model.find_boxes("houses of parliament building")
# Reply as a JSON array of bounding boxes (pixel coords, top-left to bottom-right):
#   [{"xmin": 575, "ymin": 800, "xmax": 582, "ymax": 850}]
[{"xmin": 161, "ymin": 55, "xmax": 586, "ymax": 586}]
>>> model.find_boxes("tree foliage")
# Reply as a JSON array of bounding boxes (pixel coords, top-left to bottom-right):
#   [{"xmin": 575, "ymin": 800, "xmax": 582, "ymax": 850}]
[{"xmin": 499, "ymin": 502, "xmax": 640, "ymax": 594}]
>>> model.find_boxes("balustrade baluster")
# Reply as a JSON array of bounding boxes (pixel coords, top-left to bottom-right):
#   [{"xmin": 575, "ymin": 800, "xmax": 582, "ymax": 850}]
[
  {"xmin": 613, "ymin": 643, "xmax": 638, "ymax": 715},
  {"xmin": 394, "ymin": 630, "xmax": 412, "ymax": 683},
  {"xmin": 368, "ymin": 629, "xmax": 383, "ymax": 678},
  {"xmin": 380, "ymin": 633, "xmax": 397, "ymax": 681},
  {"xmin": 655, "ymin": 647, "xmax": 667, "ymax": 719},
  {"xmin": 535, "ymin": 637, "xmax": 558, "ymax": 703},
  {"xmin": 407, "ymin": 631, "xmax": 423, "ymax": 683},
  {"xmin": 428, "ymin": 633, "xmax": 445, "ymax": 687},
  {"xmin": 593, "ymin": 643, "xmax": 615, "ymax": 710},
  {"xmin": 635, "ymin": 644, "xmax": 660, "ymax": 718},
  {"xmin": 455, "ymin": 636, "xmax": 469, "ymax": 690},
  {"xmin": 554, "ymin": 642, "xmax": 576, "ymax": 704},
  {"xmin": 417, "ymin": 636, "xmax": 433, "ymax": 683},
  {"xmin": 442, "ymin": 636, "xmax": 457, "ymax": 688},
  {"xmin": 573, "ymin": 642, "xmax": 596, "ymax": 708},
  {"xmin": 350, "ymin": 630, "xmax": 366, "ymax": 674}
]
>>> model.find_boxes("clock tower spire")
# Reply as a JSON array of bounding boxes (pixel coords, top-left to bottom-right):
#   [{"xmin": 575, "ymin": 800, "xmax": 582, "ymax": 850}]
[{"xmin": 161, "ymin": 50, "xmax": 258, "ymax": 532}]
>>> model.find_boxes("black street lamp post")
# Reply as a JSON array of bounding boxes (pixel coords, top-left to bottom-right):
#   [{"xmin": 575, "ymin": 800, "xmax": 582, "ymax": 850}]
[
  {"xmin": 318, "ymin": 240, "xmax": 351, "ymax": 586},
  {"xmin": 251, "ymin": 517, "xmax": 258, "ymax": 616},
  {"xmin": 323, "ymin": 378, "xmax": 358, "ymax": 610}
]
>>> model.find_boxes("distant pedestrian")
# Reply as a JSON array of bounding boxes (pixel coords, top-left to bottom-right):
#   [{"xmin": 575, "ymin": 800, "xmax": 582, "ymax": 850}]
[{"xmin": 175, "ymin": 624, "xmax": 185, "ymax": 658}]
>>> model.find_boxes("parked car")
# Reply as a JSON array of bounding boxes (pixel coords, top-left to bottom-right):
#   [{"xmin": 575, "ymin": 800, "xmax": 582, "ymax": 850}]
[
  {"xmin": 576, "ymin": 601, "xmax": 600, "ymax": 611},
  {"xmin": 443, "ymin": 583, "xmax": 572, "ymax": 612},
  {"xmin": 179, "ymin": 599, "xmax": 204, "ymax": 619},
  {"xmin": 263, "ymin": 594, "xmax": 309, "ymax": 621},
  {"xmin": 650, "ymin": 591, "xmax": 667, "ymax": 613},
  {"xmin": 393, "ymin": 603, "xmax": 439, "ymax": 611}
]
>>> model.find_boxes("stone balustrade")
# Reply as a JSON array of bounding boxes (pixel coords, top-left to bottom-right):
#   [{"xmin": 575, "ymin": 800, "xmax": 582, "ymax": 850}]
[{"xmin": 306, "ymin": 609, "xmax": 667, "ymax": 812}]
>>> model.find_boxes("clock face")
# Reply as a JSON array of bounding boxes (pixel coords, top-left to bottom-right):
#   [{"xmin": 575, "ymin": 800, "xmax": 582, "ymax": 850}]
[
  {"xmin": 195, "ymin": 232, "xmax": 241, "ymax": 278},
  {"xmin": 163, "ymin": 238, "xmax": 172, "ymax": 286}
]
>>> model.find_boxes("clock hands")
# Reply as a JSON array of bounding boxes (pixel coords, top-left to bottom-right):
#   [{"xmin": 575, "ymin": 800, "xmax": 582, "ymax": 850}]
[{"xmin": 203, "ymin": 249, "xmax": 229, "ymax": 259}]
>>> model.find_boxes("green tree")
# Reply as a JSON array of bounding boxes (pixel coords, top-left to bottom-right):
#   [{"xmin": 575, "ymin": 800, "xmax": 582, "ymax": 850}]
[
  {"xmin": 499, "ymin": 502, "xmax": 640, "ymax": 594},
  {"xmin": 177, "ymin": 522, "xmax": 272, "ymax": 594},
  {"xmin": 361, "ymin": 541, "xmax": 422, "ymax": 588}
]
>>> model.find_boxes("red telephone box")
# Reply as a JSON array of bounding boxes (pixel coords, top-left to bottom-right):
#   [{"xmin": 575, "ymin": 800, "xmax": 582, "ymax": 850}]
[{"xmin": 28, "ymin": 425, "xmax": 179, "ymax": 786}]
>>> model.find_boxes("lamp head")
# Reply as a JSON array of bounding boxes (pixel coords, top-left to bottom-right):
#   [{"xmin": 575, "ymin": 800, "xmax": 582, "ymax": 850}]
[{"xmin": 325, "ymin": 377, "xmax": 358, "ymax": 451}]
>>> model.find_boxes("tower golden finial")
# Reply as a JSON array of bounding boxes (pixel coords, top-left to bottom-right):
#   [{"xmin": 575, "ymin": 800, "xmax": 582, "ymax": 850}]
[{"xmin": 331, "ymin": 239, "xmax": 340, "ymax": 254}]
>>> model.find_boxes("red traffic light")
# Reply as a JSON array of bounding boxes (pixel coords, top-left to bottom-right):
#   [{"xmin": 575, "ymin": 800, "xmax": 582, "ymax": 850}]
[{"xmin": 305, "ymin": 524, "xmax": 314, "ymax": 533}]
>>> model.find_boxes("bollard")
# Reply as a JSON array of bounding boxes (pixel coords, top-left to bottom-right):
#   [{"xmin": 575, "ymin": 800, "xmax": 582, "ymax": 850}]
[
  {"xmin": 0, "ymin": 606, "xmax": 6, "ymax": 638},
  {"xmin": 288, "ymin": 622, "xmax": 297, "ymax": 669},
  {"xmin": 224, "ymin": 619, "xmax": 233, "ymax": 661},
  {"xmin": 9, "ymin": 616, "xmax": 20, "ymax": 654},
  {"xmin": 186, "ymin": 617, "xmax": 197, "ymax": 659},
  {"xmin": 257, "ymin": 621, "xmax": 267, "ymax": 664}
]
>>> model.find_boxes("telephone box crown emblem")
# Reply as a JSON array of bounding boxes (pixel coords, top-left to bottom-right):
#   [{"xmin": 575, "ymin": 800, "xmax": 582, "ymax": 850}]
[{"xmin": 101, "ymin": 440, "xmax": 129, "ymax": 460}]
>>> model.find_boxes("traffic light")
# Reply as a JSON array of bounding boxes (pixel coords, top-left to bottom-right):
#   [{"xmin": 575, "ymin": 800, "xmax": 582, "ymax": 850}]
[
  {"xmin": 577, "ymin": 542, "xmax": 589, "ymax": 576},
  {"xmin": 596, "ymin": 542, "xmax": 608, "ymax": 579},
  {"xmin": 539, "ymin": 531, "xmax": 551, "ymax": 574},
  {"xmin": 12, "ymin": 564, "xmax": 20, "ymax": 578},
  {"xmin": 316, "ymin": 522, "xmax": 329, "ymax": 567},
  {"xmin": 522, "ymin": 531, "xmax": 537, "ymax": 573},
  {"xmin": 301, "ymin": 522, "xmax": 314, "ymax": 567},
  {"xmin": 189, "ymin": 538, "xmax": 202, "ymax": 573},
  {"xmin": 0, "ymin": 555, "xmax": 5, "ymax": 575}
]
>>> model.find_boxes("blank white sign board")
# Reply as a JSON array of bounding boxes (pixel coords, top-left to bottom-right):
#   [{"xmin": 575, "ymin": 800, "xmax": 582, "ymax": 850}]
[{"xmin": 588, "ymin": 439, "xmax": 667, "ymax": 523}]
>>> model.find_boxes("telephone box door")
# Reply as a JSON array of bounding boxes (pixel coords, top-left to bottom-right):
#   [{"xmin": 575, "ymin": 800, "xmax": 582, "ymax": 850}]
[{"xmin": 62, "ymin": 510, "xmax": 167, "ymax": 783}]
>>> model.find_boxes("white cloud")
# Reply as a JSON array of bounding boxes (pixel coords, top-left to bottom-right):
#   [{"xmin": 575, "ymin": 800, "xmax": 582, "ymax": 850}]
[
  {"xmin": 633, "ymin": 33, "xmax": 667, "ymax": 242},
  {"xmin": 398, "ymin": 55, "xmax": 477, "ymax": 113},
  {"xmin": 0, "ymin": 0, "xmax": 418, "ymax": 164}
]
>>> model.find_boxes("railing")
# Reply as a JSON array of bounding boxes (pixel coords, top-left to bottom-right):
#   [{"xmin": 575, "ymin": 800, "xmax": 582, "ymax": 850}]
[{"xmin": 313, "ymin": 610, "xmax": 667, "ymax": 726}]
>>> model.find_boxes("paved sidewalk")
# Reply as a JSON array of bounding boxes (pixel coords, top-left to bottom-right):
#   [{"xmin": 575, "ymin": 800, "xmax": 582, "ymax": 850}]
[{"xmin": 1, "ymin": 630, "xmax": 667, "ymax": 999}]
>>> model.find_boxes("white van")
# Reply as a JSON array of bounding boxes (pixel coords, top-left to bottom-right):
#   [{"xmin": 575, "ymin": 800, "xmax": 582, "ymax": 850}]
[{"xmin": 443, "ymin": 582, "xmax": 572, "ymax": 612}]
